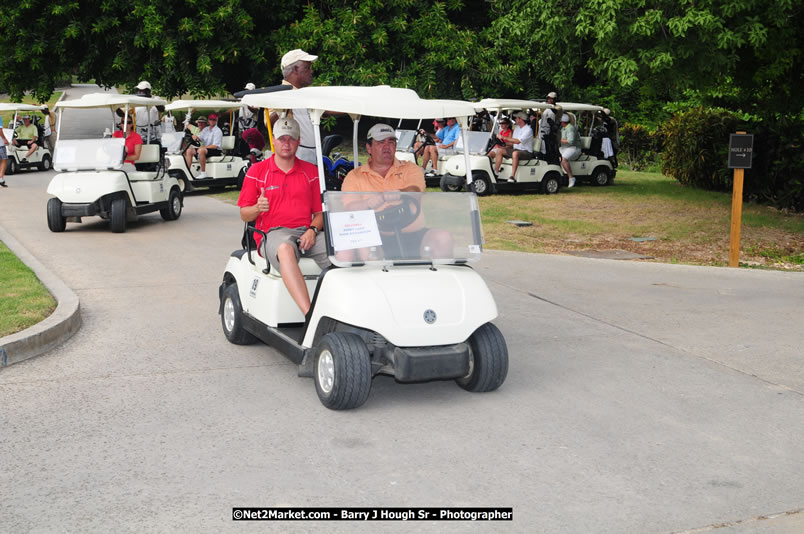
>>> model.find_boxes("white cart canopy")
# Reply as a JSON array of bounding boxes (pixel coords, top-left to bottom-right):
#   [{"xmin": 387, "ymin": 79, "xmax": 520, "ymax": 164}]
[
  {"xmin": 474, "ymin": 99, "xmax": 553, "ymax": 112},
  {"xmin": 55, "ymin": 93, "xmax": 167, "ymax": 109},
  {"xmin": 242, "ymin": 86, "xmax": 476, "ymax": 120},
  {"xmin": 165, "ymin": 99, "xmax": 242, "ymax": 111},
  {"xmin": 0, "ymin": 103, "xmax": 46, "ymax": 112}
]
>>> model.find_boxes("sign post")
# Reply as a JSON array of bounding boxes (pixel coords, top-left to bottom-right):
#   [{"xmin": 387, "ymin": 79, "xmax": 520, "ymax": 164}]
[{"xmin": 727, "ymin": 132, "xmax": 753, "ymax": 267}]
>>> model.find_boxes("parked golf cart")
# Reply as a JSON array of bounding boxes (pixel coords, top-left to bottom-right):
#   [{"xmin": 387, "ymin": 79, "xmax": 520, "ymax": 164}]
[
  {"xmin": 162, "ymin": 100, "xmax": 250, "ymax": 192},
  {"xmin": 558, "ymin": 102, "xmax": 617, "ymax": 186},
  {"xmin": 46, "ymin": 93, "xmax": 182, "ymax": 233},
  {"xmin": 221, "ymin": 86, "xmax": 508, "ymax": 410},
  {"xmin": 0, "ymin": 103, "xmax": 52, "ymax": 174},
  {"xmin": 439, "ymin": 99, "xmax": 565, "ymax": 196}
]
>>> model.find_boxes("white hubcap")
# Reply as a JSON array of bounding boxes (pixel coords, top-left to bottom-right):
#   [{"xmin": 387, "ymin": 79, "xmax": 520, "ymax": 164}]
[
  {"xmin": 223, "ymin": 297, "xmax": 235, "ymax": 332},
  {"xmin": 317, "ymin": 350, "xmax": 335, "ymax": 394},
  {"xmin": 172, "ymin": 195, "xmax": 181, "ymax": 214}
]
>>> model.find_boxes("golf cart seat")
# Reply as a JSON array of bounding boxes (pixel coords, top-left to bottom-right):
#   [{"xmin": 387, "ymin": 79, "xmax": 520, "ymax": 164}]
[
  {"xmin": 574, "ymin": 137, "xmax": 594, "ymax": 162},
  {"xmin": 207, "ymin": 135, "xmax": 236, "ymax": 163},
  {"xmin": 129, "ymin": 144, "xmax": 162, "ymax": 179}
]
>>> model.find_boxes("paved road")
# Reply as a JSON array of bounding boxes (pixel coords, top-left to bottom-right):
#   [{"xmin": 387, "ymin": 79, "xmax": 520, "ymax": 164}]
[{"xmin": 1, "ymin": 86, "xmax": 803, "ymax": 533}]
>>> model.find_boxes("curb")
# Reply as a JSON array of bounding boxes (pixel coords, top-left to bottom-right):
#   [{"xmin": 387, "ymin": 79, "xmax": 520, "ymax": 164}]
[{"xmin": 0, "ymin": 224, "xmax": 81, "ymax": 368}]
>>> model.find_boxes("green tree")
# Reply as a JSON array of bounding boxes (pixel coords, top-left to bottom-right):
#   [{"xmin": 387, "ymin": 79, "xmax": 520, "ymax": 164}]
[{"xmin": 0, "ymin": 0, "xmax": 299, "ymax": 101}]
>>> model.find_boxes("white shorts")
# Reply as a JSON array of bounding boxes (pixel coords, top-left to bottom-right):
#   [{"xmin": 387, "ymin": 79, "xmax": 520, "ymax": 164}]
[{"xmin": 560, "ymin": 146, "xmax": 581, "ymax": 161}]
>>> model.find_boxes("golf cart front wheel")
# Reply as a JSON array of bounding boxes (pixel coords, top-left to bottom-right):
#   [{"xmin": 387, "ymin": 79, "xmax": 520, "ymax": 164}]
[
  {"xmin": 471, "ymin": 171, "xmax": 492, "ymax": 196},
  {"xmin": 47, "ymin": 198, "xmax": 66, "ymax": 232},
  {"xmin": 592, "ymin": 167, "xmax": 611, "ymax": 186},
  {"xmin": 160, "ymin": 188, "xmax": 183, "ymax": 221},
  {"xmin": 109, "ymin": 198, "xmax": 127, "ymax": 233},
  {"xmin": 221, "ymin": 283, "xmax": 257, "ymax": 345},
  {"xmin": 541, "ymin": 172, "xmax": 560, "ymax": 195},
  {"xmin": 440, "ymin": 174, "xmax": 463, "ymax": 193},
  {"xmin": 314, "ymin": 332, "xmax": 372, "ymax": 410},
  {"xmin": 457, "ymin": 322, "xmax": 508, "ymax": 393},
  {"xmin": 39, "ymin": 154, "xmax": 52, "ymax": 171}
]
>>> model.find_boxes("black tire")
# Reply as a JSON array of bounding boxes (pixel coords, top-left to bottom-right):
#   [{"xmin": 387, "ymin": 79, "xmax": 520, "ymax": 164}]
[
  {"xmin": 109, "ymin": 198, "xmax": 127, "ymax": 233},
  {"xmin": 236, "ymin": 167, "xmax": 247, "ymax": 190},
  {"xmin": 39, "ymin": 153, "xmax": 52, "ymax": 171},
  {"xmin": 314, "ymin": 332, "xmax": 372, "ymax": 410},
  {"xmin": 592, "ymin": 167, "xmax": 611, "ymax": 186},
  {"xmin": 440, "ymin": 173, "xmax": 463, "ymax": 193},
  {"xmin": 457, "ymin": 322, "xmax": 508, "ymax": 393},
  {"xmin": 160, "ymin": 187, "xmax": 183, "ymax": 221},
  {"xmin": 471, "ymin": 171, "xmax": 493, "ymax": 196},
  {"xmin": 46, "ymin": 197, "xmax": 66, "ymax": 232},
  {"xmin": 541, "ymin": 172, "xmax": 560, "ymax": 195},
  {"xmin": 8, "ymin": 157, "xmax": 17, "ymax": 175},
  {"xmin": 221, "ymin": 283, "xmax": 257, "ymax": 345}
]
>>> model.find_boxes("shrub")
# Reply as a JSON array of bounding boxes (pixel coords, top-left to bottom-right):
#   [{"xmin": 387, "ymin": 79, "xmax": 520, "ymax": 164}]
[
  {"xmin": 661, "ymin": 107, "xmax": 804, "ymax": 212},
  {"xmin": 661, "ymin": 107, "xmax": 740, "ymax": 191},
  {"xmin": 619, "ymin": 122, "xmax": 661, "ymax": 171}
]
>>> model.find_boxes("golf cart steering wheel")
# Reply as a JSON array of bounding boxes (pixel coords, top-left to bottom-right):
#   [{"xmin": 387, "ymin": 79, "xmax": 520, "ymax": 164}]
[
  {"xmin": 485, "ymin": 132, "xmax": 505, "ymax": 154},
  {"xmin": 374, "ymin": 195, "xmax": 421, "ymax": 232}
]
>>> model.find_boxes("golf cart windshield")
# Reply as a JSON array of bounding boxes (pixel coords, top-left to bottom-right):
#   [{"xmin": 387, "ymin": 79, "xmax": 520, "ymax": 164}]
[
  {"xmin": 53, "ymin": 138, "xmax": 124, "ymax": 171},
  {"xmin": 325, "ymin": 191, "xmax": 483, "ymax": 267}
]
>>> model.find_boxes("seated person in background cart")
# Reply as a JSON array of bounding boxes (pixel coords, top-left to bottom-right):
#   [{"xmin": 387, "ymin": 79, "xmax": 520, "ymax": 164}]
[
  {"xmin": 490, "ymin": 112, "xmax": 534, "ymax": 182},
  {"xmin": 112, "ymin": 119, "xmax": 143, "ymax": 165},
  {"xmin": 341, "ymin": 123, "xmax": 452, "ymax": 260},
  {"xmin": 418, "ymin": 117, "xmax": 460, "ymax": 172},
  {"xmin": 184, "ymin": 114, "xmax": 223, "ymax": 179},
  {"xmin": 414, "ymin": 118, "xmax": 444, "ymax": 172},
  {"xmin": 559, "ymin": 113, "xmax": 581, "ymax": 188},
  {"xmin": 237, "ymin": 117, "xmax": 330, "ymax": 315},
  {"xmin": 13, "ymin": 115, "xmax": 39, "ymax": 162}
]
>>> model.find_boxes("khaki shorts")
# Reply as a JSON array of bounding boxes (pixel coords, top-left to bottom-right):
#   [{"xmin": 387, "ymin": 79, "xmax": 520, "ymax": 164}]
[{"xmin": 262, "ymin": 226, "xmax": 331, "ymax": 272}]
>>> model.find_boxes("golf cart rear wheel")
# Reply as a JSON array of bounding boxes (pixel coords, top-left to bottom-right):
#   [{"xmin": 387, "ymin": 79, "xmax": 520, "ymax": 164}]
[
  {"xmin": 39, "ymin": 154, "xmax": 52, "ymax": 171},
  {"xmin": 457, "ymin": 322, "xmax": 508, "ymax": 393},
  {"xmin": 592, "ymin": 167, "xmax": 611, "ymax": 186},
  {"xmin": 541, "ymin": 172, "xmax": 560, "ymax": 195},
  {"xmin": 47, "ymin": 198, "xmax": 66, "ymax": 232},
  {"xmin": 221, "ymin": 283, "xmax": 257, "ymax": 345},
  {"xmin": 471, "ymin": 171, "xmax": 492, "ymax": 196},
  {"xmin": 440, "ymin": 174, "xmax": 463, "ymax": 193},
  {"xmin": 236, "ymin": 167, "xmax": 246, "ymax": 190},
  {"xmin": 110, "ymin": 198, "xmax": 127, "ymax": 233},
  {"xmin": 160, "ymin": 188, "xmax": 182, "ymax": 221},
  {"xmin": 314, "ymin": 332, "xmax": 372, "ymax": 410},
  {"xmin": 8, "ymin": 158, "xmax": 17, "ymax": 175}
]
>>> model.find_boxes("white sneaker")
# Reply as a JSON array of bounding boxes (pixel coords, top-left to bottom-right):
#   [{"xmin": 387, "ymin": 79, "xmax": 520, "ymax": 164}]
[
  {"xmin": 196, "ymin": 171, "xmax": 208, "ymax": 179},
  {"xmin": 568, "ymin": 177, "xmax": 576, "ymax": 188}
]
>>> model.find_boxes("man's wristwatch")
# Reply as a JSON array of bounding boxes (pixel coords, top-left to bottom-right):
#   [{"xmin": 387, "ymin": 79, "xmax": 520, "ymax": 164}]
[{"xmin": 307, "ymin": 226, "xmax": 319, "ymax": 235}]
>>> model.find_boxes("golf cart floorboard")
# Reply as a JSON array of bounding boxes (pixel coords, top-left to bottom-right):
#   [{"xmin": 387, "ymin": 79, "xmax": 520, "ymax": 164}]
[{"xmin": 241, "ymin": 313, "xmax": 306, "ymax": 364}]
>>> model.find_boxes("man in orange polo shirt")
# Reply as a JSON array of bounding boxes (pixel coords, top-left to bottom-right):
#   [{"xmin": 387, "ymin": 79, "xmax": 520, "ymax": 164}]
[{"xmin": 341, "ymin": 123, "xmax": 451, "ymax": 260}]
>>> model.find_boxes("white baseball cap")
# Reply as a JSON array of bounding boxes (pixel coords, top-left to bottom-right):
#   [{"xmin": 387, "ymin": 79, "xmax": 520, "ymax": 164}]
[
  {"xmin": 547, "ymin": 91, "xmax": 558, "ymax": 99},
  {"xmin": 245, "ymin": 82, "xmax": 256, "ymax": 90},
  {"xmin": 273, "ymin": 117, "xmax": 300, "ymax": 140},
  {"xmin": 367, "ymin": 123, "xmax": 396, "ymax": 142},
  {"xmin": 136, "ymin": 80, "xmax": 151, "ymax": 90},
  {"xmin": 561, "ymin": 114, "xmax": 570, "ymax": 122},
  {"xmin": 281, "ymin": 49, "xmax": 318, "ymax": 69}
]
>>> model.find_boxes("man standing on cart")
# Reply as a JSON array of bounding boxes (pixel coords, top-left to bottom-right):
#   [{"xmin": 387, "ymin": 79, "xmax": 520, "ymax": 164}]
[{"xmin": 237, "ymin": 117, "xmax": 330, "ymax": 315}]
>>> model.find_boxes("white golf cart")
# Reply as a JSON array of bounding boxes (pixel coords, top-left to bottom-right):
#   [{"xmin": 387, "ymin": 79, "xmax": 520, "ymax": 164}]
[
  {"xmin": 0, "ymin": 103, "xmax": 53, "ymax": 174},
  {"xmin": 46, "ymin": 93, "xmax": 183, "ymax": 233},
  {"xmin": 162, "ymin": 100, "xmax": 251, "ymax": 191},
  {"xmin": 221, "ymin": 86, "xmax": 508, "ymax": 410},
  {"xmin": 558, "ymin": 102, "xmax": 617, "ymax": 186},
  {"xmin": 439, "ymin": 99, "xmax": 565, "ymax": 196}
]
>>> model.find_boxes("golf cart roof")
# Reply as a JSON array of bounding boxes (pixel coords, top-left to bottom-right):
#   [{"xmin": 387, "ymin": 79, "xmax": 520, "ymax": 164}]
[
  {"xmin": 557, "ymin": 102, "xmax": 605, "ymax": 112},
  {"xmin": 165, "ymin": 99, "xmax": 241, "ymax": 111},
  {"xmin": 55, "ymin": 93, "xmax": 167, "ymax": 110},
  {"xmin": 0, "ymin": 103, "xmax": 46, "ymax": 112},
  {"xmin": 474, "ymin": 99, "xmax": 553, "ymax": 112},
  {"xmin": 242, "ymin": 85, "xmax": 477, "ymax": 119}
]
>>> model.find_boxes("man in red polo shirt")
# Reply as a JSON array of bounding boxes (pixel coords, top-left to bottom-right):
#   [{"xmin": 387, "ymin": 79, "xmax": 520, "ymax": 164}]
[{"xmin": 237, "ymin": 117, "xmax": 330, "ymax": 315}]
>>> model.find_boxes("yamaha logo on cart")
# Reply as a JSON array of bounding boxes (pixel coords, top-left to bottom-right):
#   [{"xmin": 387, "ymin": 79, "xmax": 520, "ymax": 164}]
[
  {"xmin": 423, "ymin": 309, "xmax": 437, "ymax": 324},
  {"xmin": 249, "ymin": 278, "xmax": 259, "ymax": 298}
]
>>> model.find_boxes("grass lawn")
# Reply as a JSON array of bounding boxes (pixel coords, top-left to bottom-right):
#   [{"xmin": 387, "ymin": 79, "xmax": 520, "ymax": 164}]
[
  {"xmin": 210, "ymin": 168, "xmax": 803, "ymax": 270},
  {"xmin": 0, "ymin": 241, "xmax": 56, "ymax": 337}
]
